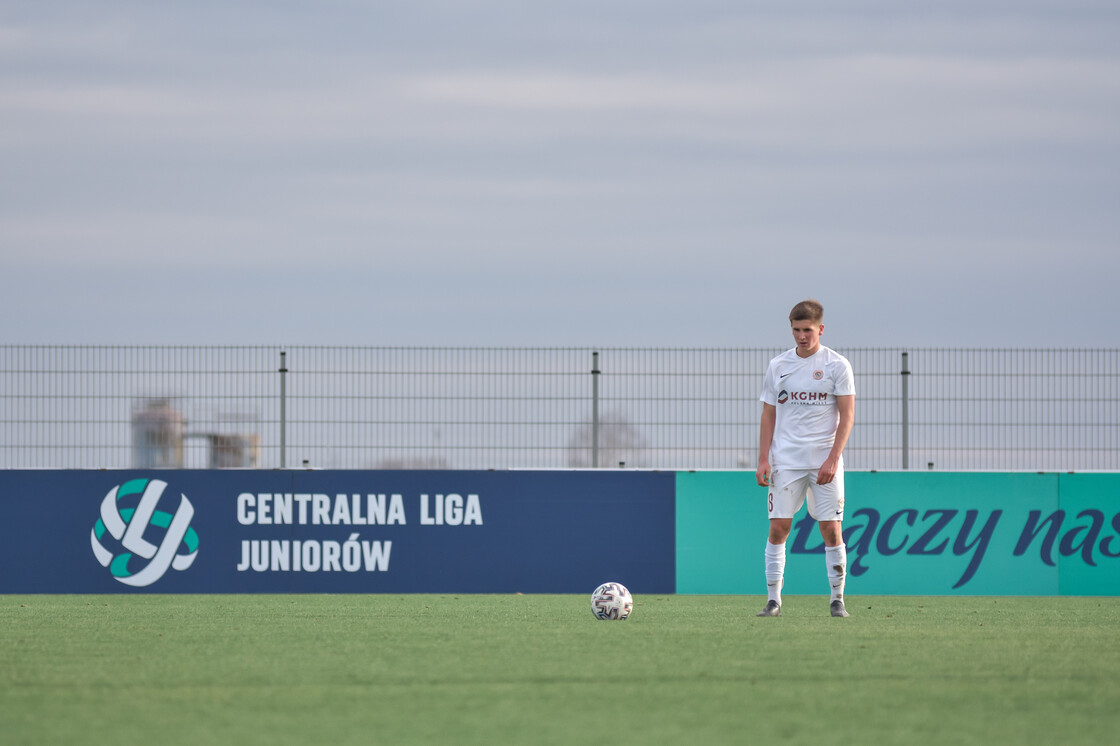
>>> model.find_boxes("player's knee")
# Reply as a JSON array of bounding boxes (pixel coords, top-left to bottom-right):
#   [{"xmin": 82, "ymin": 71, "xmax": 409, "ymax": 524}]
[
  {"xmin": 769, "ymin": 518, "xmax": 792, "ymax": 543},
  {"xmin": 817, "ymin": 520, "xmax": 843, "ymax": 545}
]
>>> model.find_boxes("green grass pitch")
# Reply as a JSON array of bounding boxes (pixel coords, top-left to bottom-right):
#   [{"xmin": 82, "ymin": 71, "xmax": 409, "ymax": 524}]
[{"xmin": 3, "ymin": 594, "xmax": 1118, "ymax": 745}]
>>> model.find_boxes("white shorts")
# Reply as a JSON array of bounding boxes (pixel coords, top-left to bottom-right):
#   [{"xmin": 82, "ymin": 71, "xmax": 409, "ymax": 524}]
[{"xmin": 767, "ymin": 467, "xmax": 845, "ymax": 521}]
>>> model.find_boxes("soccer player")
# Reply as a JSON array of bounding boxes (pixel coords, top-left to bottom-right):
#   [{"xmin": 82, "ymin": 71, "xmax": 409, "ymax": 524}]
[{"xmin": 755, "ymin": 300, "xmax": 855, "ymax": 618}]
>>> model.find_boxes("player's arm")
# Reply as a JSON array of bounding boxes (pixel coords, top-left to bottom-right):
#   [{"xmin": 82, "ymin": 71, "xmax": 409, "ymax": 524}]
[
  {"xmin": 756, "ymin": 403, "xmax": 776, "ymax": 486},
  {"xmin": 817, "ymin": 394, "xmax": 854, "ymax": 485}
]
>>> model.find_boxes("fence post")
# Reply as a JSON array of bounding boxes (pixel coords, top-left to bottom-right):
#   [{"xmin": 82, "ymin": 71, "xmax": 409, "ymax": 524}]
[
  {"xmin": 901, "ymin": 351, "xmax": 910, "ymax": 470},
  {"xmin": 279, "ymin": 350, "xmax": 288, "ymax": 468},
  {"xmin": 592, "ymin": 351, "xmax": 600, "ymax": 468}
]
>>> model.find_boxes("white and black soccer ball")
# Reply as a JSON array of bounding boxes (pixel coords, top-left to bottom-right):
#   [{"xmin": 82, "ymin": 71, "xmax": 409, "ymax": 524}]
[{"xmin": 590, "ymin": 582, "xmax": 633, "ymax": 620}]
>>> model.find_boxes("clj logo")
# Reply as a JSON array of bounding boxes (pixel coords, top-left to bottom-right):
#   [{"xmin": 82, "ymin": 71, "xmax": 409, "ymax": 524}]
[{"xmin": 90, "ymin": 478, "xmax": 199, "ymax": 587}]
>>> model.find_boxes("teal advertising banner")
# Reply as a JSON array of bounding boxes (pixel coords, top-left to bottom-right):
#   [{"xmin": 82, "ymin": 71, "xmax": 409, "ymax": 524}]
[
  {"xmin": 1053, "ymin": 474, "xmax": 1120, "ymax": 596},
  {"xmin": 676, "ymin": 471, "xmax": 1120, "ymax": 596}
]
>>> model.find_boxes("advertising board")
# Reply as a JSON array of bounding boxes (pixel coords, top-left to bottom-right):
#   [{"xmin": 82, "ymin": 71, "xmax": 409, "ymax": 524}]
[{"xmin": 0, "ymin": 470, "xmax": 676, "ymax": 594}]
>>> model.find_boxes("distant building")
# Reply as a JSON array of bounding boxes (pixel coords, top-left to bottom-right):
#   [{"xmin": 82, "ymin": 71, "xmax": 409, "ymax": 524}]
[
  {"xmin": 131, "ymin": 399, "xmax": 185, "ymax": 468},
  {"xmin": 132, "ymin": 398, "xmax": 259, "ymax": 468}
]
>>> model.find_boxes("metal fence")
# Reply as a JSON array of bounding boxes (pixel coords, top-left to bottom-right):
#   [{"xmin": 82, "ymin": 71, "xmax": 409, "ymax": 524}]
[{"xmin": 1, "ymin": 346, "xmax": 1116, "ymax": 471}]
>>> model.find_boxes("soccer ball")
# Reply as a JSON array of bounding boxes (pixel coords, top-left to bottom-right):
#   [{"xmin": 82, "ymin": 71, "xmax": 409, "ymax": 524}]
[{"xmin": 590, "ymin": 582, "xmax": 633, "ymax": 620}]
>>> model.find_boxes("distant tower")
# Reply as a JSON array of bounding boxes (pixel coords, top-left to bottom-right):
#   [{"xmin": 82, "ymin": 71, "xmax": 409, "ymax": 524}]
[{"xmin": 131, "ymin": 399, "xmax": 185, "ymax": 468}]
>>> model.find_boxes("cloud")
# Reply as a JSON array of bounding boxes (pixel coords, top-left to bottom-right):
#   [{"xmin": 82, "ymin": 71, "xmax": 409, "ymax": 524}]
[
  {"xmin": 396, "ymin": 55, "xmax": 1120, "ymax": 149},
  {"xmin": 1, "ymin": 2, "xmax": 1118, "ymax": 347}
]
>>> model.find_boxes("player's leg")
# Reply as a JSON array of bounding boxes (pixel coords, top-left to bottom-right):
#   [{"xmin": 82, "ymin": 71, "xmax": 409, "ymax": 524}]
[
  {"xmin": 760, "ymin": 518, "xmax": 790, "ymax": 615},
  {"xmin": 819, "ymin": 521, "xmax": 849, "ymax": 616},
  {"xmin": 807, "ymin": 473, "xmax": 850, "ymax": 617},
  {"xmin": 758, "ymin": 470, "xmax": 808, "ymax": 617}
]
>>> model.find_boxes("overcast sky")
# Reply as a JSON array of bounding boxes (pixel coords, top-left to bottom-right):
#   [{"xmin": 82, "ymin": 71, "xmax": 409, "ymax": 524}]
[{"xmin": 3, "ymin": 1, "xmax": 1117, "ymax": 348}]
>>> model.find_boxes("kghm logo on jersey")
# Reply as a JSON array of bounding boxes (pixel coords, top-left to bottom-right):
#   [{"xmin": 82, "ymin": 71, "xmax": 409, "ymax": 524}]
[
  {"xmin": 778, "ymin": 390, "xmax": 829, "ymax": 406},
  {"xmin": 90, "ymin": 478, "xmax": 199, "ymax": 587}
]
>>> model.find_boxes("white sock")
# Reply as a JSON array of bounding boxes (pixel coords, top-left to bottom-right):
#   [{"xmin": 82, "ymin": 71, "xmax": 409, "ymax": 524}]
[
  {"xmin": 825, "ymin": 544, "xmax": 847, "ymax": 602},
  {"xmin": 765, "ymin": 541, "xmax": 786, "ymax": 605}
]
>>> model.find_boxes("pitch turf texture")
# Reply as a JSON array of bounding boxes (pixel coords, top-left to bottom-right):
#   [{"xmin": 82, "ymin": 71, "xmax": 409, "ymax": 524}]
[{"xmin": 3, "ymin": 595, "xmax": 1118, "ymax": 745}]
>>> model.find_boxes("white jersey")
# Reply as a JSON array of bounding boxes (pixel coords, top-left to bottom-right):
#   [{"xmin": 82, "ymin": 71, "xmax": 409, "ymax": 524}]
[{"xmin": 760, "ymin": 345, "xmax": 855, "ymax": 470}]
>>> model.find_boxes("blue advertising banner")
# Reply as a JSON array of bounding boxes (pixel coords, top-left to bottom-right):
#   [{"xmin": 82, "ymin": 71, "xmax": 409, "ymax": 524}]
[{"xmin": 0, "ymin": 470, "xmax": 676, "ymax": 594}]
